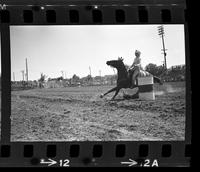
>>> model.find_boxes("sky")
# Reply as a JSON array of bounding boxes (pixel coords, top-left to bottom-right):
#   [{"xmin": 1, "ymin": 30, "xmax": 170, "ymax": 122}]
[{"xmin": 9, "ymin": 25, "xmax": 185, "ymax": 81}]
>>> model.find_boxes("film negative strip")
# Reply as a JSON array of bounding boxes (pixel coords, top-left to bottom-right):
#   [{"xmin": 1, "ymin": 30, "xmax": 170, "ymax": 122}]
[{"xmin": 0, "ymin": 0, "xmax": 191, "ymax": 167}]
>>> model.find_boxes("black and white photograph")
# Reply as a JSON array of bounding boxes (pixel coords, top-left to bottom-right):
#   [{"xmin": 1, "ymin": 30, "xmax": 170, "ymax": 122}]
[{"xmin": 10, "ymin": 25, "xmax": 186, "ymax": 141}]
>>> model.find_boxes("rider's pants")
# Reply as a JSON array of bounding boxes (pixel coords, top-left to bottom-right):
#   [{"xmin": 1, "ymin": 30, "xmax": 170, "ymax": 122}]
[{"xmin": 130, "ymin": 66, "xmax": 139, "ymax": 86}]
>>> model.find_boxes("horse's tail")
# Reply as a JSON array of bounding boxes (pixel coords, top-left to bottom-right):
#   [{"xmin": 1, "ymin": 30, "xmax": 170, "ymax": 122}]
[
  {"xmin": 138, "ymin": 69, "xmax": 163, "ymax": 85},
  {"xmin": 153, "ymin": 76, "xmax": 163, "ymax": 85}
]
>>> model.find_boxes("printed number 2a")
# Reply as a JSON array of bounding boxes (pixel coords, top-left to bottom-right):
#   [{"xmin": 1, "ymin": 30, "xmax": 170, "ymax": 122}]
[
  {"xmin": 152, "ymin": 160, "xmax": 159, "ymax": 167},
  {"xmin": 143, "ymin": 159, "xmax": 158, "ymax": 167},
  {"xmin": 59, "ymin": 159, "xmax": 70, "ymax": 167}
]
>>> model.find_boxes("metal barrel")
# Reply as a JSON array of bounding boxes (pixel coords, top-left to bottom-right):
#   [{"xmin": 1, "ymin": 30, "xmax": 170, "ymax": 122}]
[{"xmin": 138, "ymin": 76, "xmax": 155, "ymax": 100}]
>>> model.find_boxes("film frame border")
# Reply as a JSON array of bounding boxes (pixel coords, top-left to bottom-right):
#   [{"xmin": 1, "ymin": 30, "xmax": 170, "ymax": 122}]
[{"xmin": 0, "ymin": 0, "xmax": 191, "ymax": 167}]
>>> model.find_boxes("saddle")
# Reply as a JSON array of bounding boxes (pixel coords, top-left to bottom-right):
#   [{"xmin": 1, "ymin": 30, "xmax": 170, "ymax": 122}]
[{"xmin": 128, "ymin": 67, "xmax": 139, "ymax": 79}]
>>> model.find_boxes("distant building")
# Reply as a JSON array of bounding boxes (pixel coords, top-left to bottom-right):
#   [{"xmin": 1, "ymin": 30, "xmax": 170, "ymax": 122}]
[{"xmin": 103, "ymin": 75, "xmax": 117, "ymax": 85}]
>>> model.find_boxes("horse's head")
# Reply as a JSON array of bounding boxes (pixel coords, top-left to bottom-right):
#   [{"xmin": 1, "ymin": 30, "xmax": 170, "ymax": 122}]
[{"xmin": 106, "ymin": 57, "xmax": 124, "ymax": 69}]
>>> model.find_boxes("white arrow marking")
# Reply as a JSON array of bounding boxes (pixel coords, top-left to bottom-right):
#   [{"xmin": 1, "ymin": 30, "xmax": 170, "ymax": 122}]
[
  {"xmin": 121, "ymin": 159, "xmax": 138, "ymax": 167},
  {"xmin": 40, "ymin": 158, "xmax": 57, "ymax": 166}
]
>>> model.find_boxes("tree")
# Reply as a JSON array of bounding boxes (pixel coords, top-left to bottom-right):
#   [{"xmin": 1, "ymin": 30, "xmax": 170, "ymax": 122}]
[
  {"xmin": 94, "ymin": 76, "xmax": 101, "ymax": 80},
  {"xmin": 145, "ymin": 63, "xmax": 166, "ymax": 77},
  {"xmin": 85, "ymin": 75, "xmax": 93, "ymax": 85},
  {"xmin": 72, "ymin": 74, "xmax": 80, "ymax": 82},
  {"xmin": 86, "ymin": 74, "xmax": 92, "ymax": 81},
  {"xmin": 145, "ymin": 63, "xmax": 158, "ymax": 76},
  {"xmin": 167, "ymin": 64, "xmax": 185, "ymax": 81},
  {"xmin": 156, "ymin": 65, "xmax": 166, "ymax": 76}
]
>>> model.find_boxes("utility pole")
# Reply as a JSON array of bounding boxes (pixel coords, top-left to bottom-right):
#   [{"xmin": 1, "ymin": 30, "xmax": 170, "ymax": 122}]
[
  {"xmin": 158, "ymin": 25, "xmax": 167, "ymax": 70},
  {"xmin": 25, "ymin": 58, "xmax": 28, "ymax": 82},
  {"xmin": 89, "ymin": 66, "xmax": 91, "ymax": 76},
  {"xmin": 13, "ymin": 72, "xmax": 15, "ymax": 82},
  {"xmin": 21, "ymin": 70, "xmax": 25, "ymax": 81},
  {"xmin": 61, "ymin": 70, "xmax": 64, "ymax": 78}
]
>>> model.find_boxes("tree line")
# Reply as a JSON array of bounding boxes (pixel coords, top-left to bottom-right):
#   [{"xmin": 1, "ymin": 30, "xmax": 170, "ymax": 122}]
[
  {"xmin": 145, "ymin": 63, "xmax": 185, "ymax": 82},
  {"xmin": 11, "ymin": 63, "xmax": 185, "ymax": 90}
]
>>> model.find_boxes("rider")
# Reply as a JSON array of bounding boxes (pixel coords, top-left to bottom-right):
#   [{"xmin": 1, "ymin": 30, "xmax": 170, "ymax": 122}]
[{"xmin": 128, "ymin": 50, "xmax": 142, "ymax": 88}]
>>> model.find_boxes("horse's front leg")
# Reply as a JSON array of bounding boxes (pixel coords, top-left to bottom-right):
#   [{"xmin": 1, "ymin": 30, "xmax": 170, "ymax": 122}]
[
  {"xmin": 111, "ymin": 88, "xmax": 120, "ymax": 100},
  {"xmin": 100, "ymin": 87, "xmax": 117, "ymax": 98}
]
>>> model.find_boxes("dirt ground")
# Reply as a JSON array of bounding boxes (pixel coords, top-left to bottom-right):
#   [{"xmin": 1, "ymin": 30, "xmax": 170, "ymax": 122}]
[{"xmin": 10, "ymin": 82, "xmax": 185, "ymax": 141}]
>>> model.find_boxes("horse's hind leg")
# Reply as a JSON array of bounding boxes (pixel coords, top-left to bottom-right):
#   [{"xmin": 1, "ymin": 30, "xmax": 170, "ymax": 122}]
[{"xmin": 100, "ymin": 87, "xmax": 117, "ymax": 98}]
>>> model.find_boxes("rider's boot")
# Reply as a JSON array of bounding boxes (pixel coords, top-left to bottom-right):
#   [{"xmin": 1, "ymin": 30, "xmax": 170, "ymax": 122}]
[
  {"xmin": 130, "ymin": 70, "xmax": 138, "ymax": 89},
  {"xmin": 130, "ymin": 79, "xmax": 136, "ymax": 89}
]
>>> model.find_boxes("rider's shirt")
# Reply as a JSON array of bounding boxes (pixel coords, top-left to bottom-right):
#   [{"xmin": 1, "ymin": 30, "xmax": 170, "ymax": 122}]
[{"xmin": 130, "ymin": 57, "xmax": 141, "ymax": 69}]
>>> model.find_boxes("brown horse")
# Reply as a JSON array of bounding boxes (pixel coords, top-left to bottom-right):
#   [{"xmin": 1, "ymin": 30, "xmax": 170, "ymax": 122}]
[{"xmin": 100, "ymin": 57, "xmax": 163, "ymax": 100}]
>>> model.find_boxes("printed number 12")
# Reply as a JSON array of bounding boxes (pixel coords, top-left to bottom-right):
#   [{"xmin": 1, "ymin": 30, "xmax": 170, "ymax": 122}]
[{"xmin": 59, "ymin": 159, "xmax": 70, "ymax": 167}]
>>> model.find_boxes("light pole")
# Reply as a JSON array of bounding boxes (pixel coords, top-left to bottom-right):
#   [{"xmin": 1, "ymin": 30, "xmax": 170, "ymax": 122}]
[
  {"xmin": 13, "ymin": 72, "xmax": 15, "ymax": 82},
  {"xmin": 25, "ymin": 58, "xmax": 28, "ymax": 82},
  {"xmin": 61, "ymin": 70, "xmax": 64, "ymax": 78},
  {"xmin": 89, "ymin": 66, "xmax": 91, "ymax": 76},
  {"xmin": 21, "ymin": 70, "xmax": 25, "ymax": 81},
  {"xmin": 158, "ymin": 25, "xmax": 167, "ymax": 70}
]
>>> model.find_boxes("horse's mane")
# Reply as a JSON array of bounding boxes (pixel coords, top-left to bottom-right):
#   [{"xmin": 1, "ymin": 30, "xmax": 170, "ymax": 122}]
[
  {"xmin": 124, "ymin": 64, "xmax": 130, "ymax": 71},
  {"xmin": 118, "ymin": 57, "xmax": 123, "ymax": 61},
  {"xmin": 117, "ymin": 57, "xmax": 128, "ymax": 72}
]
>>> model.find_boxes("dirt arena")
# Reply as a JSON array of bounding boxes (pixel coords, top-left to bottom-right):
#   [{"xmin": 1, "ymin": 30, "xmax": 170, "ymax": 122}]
[{"xmin": 10, "ymin": 82, "xmax": 185, "ymax": 141}]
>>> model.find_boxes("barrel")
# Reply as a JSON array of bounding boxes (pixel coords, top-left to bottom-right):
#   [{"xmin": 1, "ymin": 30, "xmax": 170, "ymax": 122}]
[
  {"xmin": 122, "ymin": 76, "xmax": 155, "ymax": 100},
  {"xmin": 138, "ymin": 76, "xmax": 155, "ymax": 100}
]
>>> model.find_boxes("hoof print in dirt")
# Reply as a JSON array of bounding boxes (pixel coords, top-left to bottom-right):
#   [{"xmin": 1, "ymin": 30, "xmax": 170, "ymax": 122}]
[
  {"xmin": 64, "ymin": 110, "xmax": 71, "ymax": 114},
  {"xmin": 123, "ymin": 94, "xmax": 139, "ymax": 99}
]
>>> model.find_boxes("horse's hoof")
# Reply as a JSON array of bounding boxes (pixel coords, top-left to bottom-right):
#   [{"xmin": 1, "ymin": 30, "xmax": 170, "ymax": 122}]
[
  {"xmin": 159, "ymin": 81, "xmax": 163, "ymax": 85},
  {"xmin": 100, "ymin": 94, "xmax": 103, "ymax": 98}
]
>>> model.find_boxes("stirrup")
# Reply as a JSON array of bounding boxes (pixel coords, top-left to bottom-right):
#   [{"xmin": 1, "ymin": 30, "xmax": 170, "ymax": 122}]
[{"xmin": 130, "ymin": 84, "xmax": 135, "ymax": 89}]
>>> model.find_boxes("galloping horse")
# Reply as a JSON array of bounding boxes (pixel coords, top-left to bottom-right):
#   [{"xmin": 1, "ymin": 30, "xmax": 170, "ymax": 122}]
[{"xmin": 100, "ymin": 57, "xmax": 163, "ymax": 100}]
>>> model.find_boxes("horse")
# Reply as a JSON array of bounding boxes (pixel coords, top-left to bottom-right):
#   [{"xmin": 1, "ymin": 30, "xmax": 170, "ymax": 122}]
[{"xmin": 100, "ymin": 57, "xmax": 163, "ymax": 100}]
